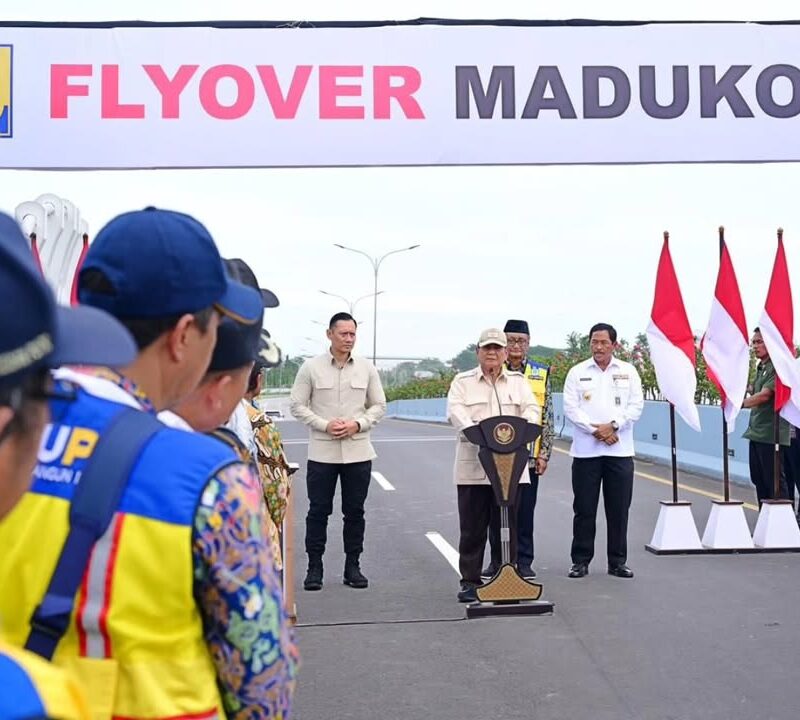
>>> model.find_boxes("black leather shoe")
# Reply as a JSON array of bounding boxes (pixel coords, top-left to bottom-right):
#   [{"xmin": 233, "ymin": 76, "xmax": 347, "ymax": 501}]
[
  {"xmin": 608, "ymin": 564, "xmax": 634, "ymax": 578},
  {"xmin": 457, "ymin": 582, "xmax": 478, "ymax": 603},
  {"xmin": 303, "ymin": 560, "xmax": 323, "ymax": 591},
  {"xmin": 568, "ymin": 562, "xmax": 589, "ymax": 578},
  {"xmin": 517, "ymin": 564, "xmax": 537, "ymax": 580},
  {"xmin": 480, "ymin": 563, "xmax": 498, "ymax": 581},
  {"xmin": 343, "ymin": 558, "xmax": 369, "ymax": 589}
]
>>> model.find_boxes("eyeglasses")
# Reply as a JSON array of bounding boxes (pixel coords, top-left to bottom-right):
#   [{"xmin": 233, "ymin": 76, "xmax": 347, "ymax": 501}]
[
  {"xmin": 506, "ymin": 338, "xmax": 529, "ymax": 347},
  {"xmin": 3, "ymin": 373, "xmax": 79, "ymax": 424}
]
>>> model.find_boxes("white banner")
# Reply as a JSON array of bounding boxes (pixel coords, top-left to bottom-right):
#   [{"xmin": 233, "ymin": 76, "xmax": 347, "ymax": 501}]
[{"xmin": 3, "ymin": 22, "xmax": 800, "ymax": 168}]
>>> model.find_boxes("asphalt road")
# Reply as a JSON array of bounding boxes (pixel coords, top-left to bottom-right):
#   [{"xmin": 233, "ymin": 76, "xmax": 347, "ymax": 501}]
[{"xmin": 276, "ymin": 413, "xmax": 798, "ymax": 720}]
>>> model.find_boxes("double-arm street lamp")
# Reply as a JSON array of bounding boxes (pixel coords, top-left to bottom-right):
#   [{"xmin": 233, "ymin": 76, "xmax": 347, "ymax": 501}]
[
  {"xmin": 333, "ymin": 243, "xmax": 421, "ymax": 364},
  {"xmin": 319, "ymin": 289, "xmax": 385, "ymax": 317}
]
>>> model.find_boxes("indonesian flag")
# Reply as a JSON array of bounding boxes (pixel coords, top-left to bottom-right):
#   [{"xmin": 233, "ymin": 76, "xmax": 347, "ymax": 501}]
[
  {"xmin": 700, "ymin": 237, "xmax": 749, "ymax": 430},
  {"xmin": 646, "ymin": 233, "xmax": 702, "ymax": 431},
  {"xmin": 758, "ymin": 232, "xmax": 800, "ymax": 426}
]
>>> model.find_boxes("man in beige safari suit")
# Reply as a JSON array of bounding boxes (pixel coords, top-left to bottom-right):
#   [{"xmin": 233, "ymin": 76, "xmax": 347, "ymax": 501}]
[
  {"xmin": 290, "ymin": 312, "xmax": 386, "ymax": 592},
  {"xmin": 446, "ymin": 328, "xmax": 540, "ymax": 602}
]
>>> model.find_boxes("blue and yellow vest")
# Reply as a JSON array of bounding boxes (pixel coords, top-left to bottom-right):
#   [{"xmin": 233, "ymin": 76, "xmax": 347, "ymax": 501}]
[
  {"xmin": 507, "ymin": 359, "xmax": 549, "ymax": 458},
  {"xmin": 0, "ymin": 642, "xmax": 89, "ymax": 720},
  {"xmin": 0, "ymin": 389, "xmax": 238, "ymax": 720}
]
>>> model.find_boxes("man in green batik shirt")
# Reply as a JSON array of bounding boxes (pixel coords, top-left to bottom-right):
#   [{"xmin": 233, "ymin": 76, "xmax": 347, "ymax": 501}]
[{"xmin": 742, "ymin": 328, "xmax": 791, "ymax": 504}]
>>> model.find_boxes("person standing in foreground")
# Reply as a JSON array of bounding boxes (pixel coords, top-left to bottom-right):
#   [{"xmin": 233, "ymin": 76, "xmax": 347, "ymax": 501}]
[
  {"xmin": 741, "ymin": 328, "xmax": 790, "ymax": 504},
  {"xmin": 0, "ymin": 208, "xmax": 297, "ymax": 719},
  {"xmin": 447, "ymin": 328, "xmax": 540, "ymax": 603},
  {"xmin": 0, "ymin": 211, "xmax": 136, "ymax": 720},
  {"xmin": 563, "ymin": 323, "xmax": 644, "ymax": 579},
  {"xmin": 290, "ymin": 312, "xmax": 386, "ymax": 591},
  {"xmin": 484, "ymin": 319, "xmax": 554, "ymax": 580}
]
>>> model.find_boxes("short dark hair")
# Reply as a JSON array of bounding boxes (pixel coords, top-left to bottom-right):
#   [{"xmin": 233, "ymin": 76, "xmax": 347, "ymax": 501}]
[
  {"xmin": 329, "ymin": 312, "xmax": 357, "ymax": 329},
  {"xmin": 247, "ymin": 362, "xmax": 264, "ymax": 395},
  {"xmin": 589, "ymin": 323, "xmax": 617, "ymax": 343},
  {"xmin": 753, "ymin": 327, "xmax": 761, "ymax": 334},
  {"xmin": 80, "ymin": 268, "xmax": 215, "ymax": 350}
]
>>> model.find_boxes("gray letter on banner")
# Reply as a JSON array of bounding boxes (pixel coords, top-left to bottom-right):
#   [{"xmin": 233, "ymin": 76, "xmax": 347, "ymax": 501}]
[
  {"xmin": 700, "ymin": 65, "xmax": 754, "ymax": 118},
  {"xmin": 521, "ymin": 66, "xmax": 577, "ymax": 119},
  {"xmin": 583, "ymin": 66, "xmax": 631, "ymax": 119},
  {"xmin": 640, "ymin": 66, "xmax": 690, "ymax": 119},
  {"xmin": 756, "ymin": 64, "xmax": 800, "ymax": 118},
  {"xmin": 455, "ymin": 66, "xmax": 515, "ymax": 119}
]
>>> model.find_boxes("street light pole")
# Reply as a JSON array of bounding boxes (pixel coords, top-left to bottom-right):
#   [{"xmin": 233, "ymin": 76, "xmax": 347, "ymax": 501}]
[
  {"xmin": 319, "ymin": 289, "xmax": 384, "ymax": 316},
  {"xmin": 333, "ymin": 243, "xmax": 421, "ymax": 364}
]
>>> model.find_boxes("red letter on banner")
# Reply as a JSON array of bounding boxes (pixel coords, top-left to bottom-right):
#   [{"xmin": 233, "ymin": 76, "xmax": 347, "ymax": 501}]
[
  {"xmin": 101, "ymin": 65, "xmax": 145, "ymax": 119},
  {"xmin": 144, "ymin": 65, "xmax": 199, "ymax": 119},
  {"xmin": 373, "ymin": 66, "xmax": 425, "ymax": 119},
  {"xmin": 256, "ymin": 65, "xmax": 312, "ymax": 119},
  {"xmin": 199, "ymin": 65, "xmax": 255, "ymax": 119},
  {"xmin": 51, "ymin": 65, "xmax": 92, "ymax": 118},
  {"xmin": 319, "ymin": 66, "xmax": 365, "ymax": 119}
]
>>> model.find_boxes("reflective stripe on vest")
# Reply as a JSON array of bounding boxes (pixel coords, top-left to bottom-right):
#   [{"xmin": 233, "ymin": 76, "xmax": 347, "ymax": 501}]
[
  {"xmin": 76, "ymin": 512, "xmax": 125, "ymax": 658},
  {"xmin": 523, "ymin": 361, "xmax": 548, "ymax": 458}
]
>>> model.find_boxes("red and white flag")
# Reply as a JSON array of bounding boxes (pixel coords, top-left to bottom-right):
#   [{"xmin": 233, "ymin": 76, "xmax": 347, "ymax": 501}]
[
  {"xmin": 758, "ymin": 232, "xmax": 800, "ymax": 426},
  {"xmin": 700, "ymin": 239, "xmax": 749, "ymax": 430},
  {"xmin": 646, "ymin": 234, "xmax": 701, "ymax": 431}
]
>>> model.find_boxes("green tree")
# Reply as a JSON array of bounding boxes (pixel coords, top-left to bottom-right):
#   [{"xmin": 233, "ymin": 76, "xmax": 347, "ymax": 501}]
[
  {"xmin": 263, "ymin": 355, "xmax": 304, "ymax": 388},
  {"xmin": 450, "ymin": 344, "xmax": 478, "ymax": 372}
]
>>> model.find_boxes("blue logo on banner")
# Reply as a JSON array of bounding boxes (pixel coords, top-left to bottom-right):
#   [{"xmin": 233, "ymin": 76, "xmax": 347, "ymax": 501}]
[{"xmin": 0, "ymin": 45, "xmax": 12, "ymax": 138}]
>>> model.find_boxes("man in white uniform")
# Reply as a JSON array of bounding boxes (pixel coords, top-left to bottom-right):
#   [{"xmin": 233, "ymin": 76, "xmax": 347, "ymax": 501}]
[{"xmin": 563, "ymin": 323, "xmax": 644, "ymax": 579}]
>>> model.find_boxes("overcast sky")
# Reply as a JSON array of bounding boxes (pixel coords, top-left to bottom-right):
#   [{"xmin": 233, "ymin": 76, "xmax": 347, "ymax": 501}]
[{"xmin": 3, "ymin": 1, "xmax": 800, "ymax": 365}]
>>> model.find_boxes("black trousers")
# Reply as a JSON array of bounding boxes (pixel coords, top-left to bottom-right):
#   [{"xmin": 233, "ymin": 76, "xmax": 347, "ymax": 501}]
[
  {"xmin": 780, "ymin": 435, "xmax": 800, "ymax": 509},
  {"xmin": 458, "ymin": 485, "xmax": 519, "ymax": 585},
  {"xmin": 571, "ymin": 456, "xmax": 634, "ymax": 568},
  {"xmin": 305, "ymin": 459, "xmax": 371, "ymax": 559},
  {"xmin": 488, "ymin": 468, "xmax": 539, "ymax": 567},
  {"xmin": 749, "ymin": 441, "xmax": 789, "ymax": 505}
]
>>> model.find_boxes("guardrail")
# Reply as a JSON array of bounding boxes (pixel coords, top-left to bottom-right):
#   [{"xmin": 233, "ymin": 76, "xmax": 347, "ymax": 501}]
[{"xmin": 387, "ymin": 395, "xmax": 754, "ymax": 486}]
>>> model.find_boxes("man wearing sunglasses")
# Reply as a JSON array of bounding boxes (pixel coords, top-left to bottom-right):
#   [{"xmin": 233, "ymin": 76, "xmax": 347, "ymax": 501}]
[
  {"xmin": 0, "ymin": 208, "xmax": 298, "ymax": 720},
  {"xmin": 0, "ymin": 211, "xmax": 136, "ymax": 720}
]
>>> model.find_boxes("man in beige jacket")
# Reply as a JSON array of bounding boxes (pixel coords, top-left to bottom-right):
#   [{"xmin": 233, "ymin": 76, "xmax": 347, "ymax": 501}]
[
  {"xmin": 290, "ymin": 312, "xmax": 386, "ymax": 591},
  {"xmin": 446, "ymin": 328, "xmax": 540, "ymax": 602}
]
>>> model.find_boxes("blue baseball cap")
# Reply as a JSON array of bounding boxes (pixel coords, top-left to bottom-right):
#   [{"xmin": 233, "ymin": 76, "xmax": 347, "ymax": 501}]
[
  {"xmin": 207, "ymin": 258, "xmax": 265, "ymax": 372},
  {"xmin": 78, "ymin": 207, "xmax": 262, "ymax": 324},
  {"xmin": 0, "ymin": 212, "xmax": 137, "ymax": 390}
]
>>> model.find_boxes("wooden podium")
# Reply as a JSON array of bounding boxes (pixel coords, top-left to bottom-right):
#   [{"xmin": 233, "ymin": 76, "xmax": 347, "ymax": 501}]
[{"xmin": 462, "ymin": 416, "xmax": 554, "ymax": 618}]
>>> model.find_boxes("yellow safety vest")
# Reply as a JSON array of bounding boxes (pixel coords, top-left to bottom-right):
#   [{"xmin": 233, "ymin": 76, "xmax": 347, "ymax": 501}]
[
  {"xmin": 0, "ymin": 390, "xmax": 235, "ymax": 720},
  {"xmin": 507, "ymin": 360, "xmax": 549, "ymax": 458},
  {"xmin": 0, "ymin": 642, "xmax": 90, "ymax": 720}
]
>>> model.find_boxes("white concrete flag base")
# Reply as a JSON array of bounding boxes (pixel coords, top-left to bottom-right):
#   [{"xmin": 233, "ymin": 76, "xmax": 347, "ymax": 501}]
[
  {"xmin": 752, "ymin": 501, "xmax": 800, "ymax": 548},
  {"xmin": 701, "ymin": 501, "xmax": 755, "ymax": 550},
  {"xmin": 648, "ymin": 502, "xmax": 704, "ymax": 551}
]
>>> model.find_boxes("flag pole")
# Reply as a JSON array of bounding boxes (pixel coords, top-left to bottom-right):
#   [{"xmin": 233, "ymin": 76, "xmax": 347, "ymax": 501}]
[
  {"xmin": 773, "ymin": 227, "xmax": 784, "ymax": 500},
  {"xmin": 662, "ymin": 230, "xmax": 680, "ymax": 504},
  {"xmin": 719, "ymin": 226, "xmax": 731, "ymax": 502},
  {"xmin": 669, "ymin": 402, "xmax": 679, "ymax": 502}
]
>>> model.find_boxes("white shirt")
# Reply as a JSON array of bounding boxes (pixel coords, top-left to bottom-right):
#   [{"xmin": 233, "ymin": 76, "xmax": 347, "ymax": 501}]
[
  {"xmin": 160, "ymin": 400, "xmax": 256, "ymax": 459},
  {"xmin": 55, "ymin": 368, "xmax": 143, "ymax": 409},
  {"xmin": 158, "ymin": 409, "xmax": 193, "ymax": 431},
  {"xmin": 563, "ymin": 356, "xmax": 644, "ymax": 458},
  {"xmin": 225, "ymin": 400, "xmax": 258, "ymax": 459}
]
